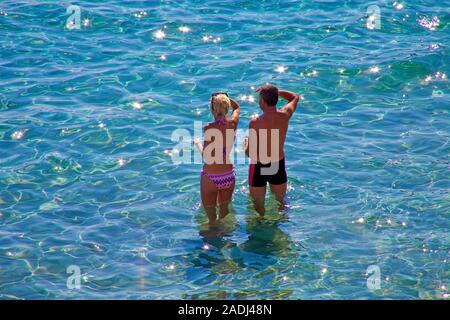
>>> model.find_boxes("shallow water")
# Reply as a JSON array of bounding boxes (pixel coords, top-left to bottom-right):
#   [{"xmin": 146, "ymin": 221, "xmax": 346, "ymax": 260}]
[{"xmin": 0, "ymin": 0, "xmax": 449, "ymax": 299}]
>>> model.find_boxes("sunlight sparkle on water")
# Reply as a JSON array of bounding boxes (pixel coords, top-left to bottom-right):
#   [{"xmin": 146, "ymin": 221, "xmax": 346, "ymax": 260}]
[
  {"xmin": 154, "ymin": 30, "xmax": 166, "ymax": 40},
  {"xmin": 368, "ymin": 66, "xmax": 380, "ymax": 74},
  {"xmin": 133, "ymin": 11, "xmax": 148, "ymax": 19},
  {"xmin": 275, "ymin": 66, "xmax": 287, "ymax": 73},
  {"xmin": 178, "ymin": 26, "xmax": 191, "ymax": 33},
  {"xmin": 424, "ymin": 72, "xmax": 446, "ymax": 84},
  {"xmin": 239, "ymin": 94, "xmax": 255, "ymax": 103},
  {"xmin": 202, "ymin": 35, "xmax": 220, "ymax": 43},
  {"xmin": 418, "ymin": 16, "xmax": 440, "ymax": 31},
  {"xmin": 11, "ymin": 130, "xmax": 27, "ymax": 140},
  {"xmin": 435, "ymin": 72, "xmax": 446, "ymax": 80},
  {"xmin": 353, "ymin": 217, "xmax": 365, "ymax": 224},
  {"xmin": 132, "ymin": 101, "xmax": 143, "ymax": 110},
  {"xmin": 82, "ymin": 19, "xmax": 91, "ymax": 27},
  {"xmin": 393, "ymin": 2, "xmax": 404, "ymax": 10},
  {"xmin": 429, "ymin": 43, "xmax": 440, "ymax": 51},
  {"xmin": 167, "ymin": 264, "xmax": 176, "ymax": 271},
  {"xmin": 304, "ymin": 70, "xmax": 318, "ymax": 77}
]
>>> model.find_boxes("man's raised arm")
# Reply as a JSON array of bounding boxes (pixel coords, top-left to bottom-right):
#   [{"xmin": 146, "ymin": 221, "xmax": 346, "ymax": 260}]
[{"xmin": 279, "ymin": 89, "xmax": 300, "ymax": 118}]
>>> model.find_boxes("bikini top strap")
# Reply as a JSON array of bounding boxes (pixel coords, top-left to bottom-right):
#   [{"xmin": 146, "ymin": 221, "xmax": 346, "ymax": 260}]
[{"xmin": 213, "ymin": 117, "xmax": 227, "ymax": 126}]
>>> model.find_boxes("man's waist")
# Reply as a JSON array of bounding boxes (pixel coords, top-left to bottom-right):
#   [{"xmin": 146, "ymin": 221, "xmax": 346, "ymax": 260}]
[{"xmin": 253, "ymin": 157, "xmax": 285, "ymax": 166}]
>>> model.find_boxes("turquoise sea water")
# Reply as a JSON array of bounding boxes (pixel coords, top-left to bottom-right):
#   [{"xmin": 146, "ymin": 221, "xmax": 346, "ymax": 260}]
[{"xmin": 0, "ymin": 0, "xmax": 449, "ymax": 299}]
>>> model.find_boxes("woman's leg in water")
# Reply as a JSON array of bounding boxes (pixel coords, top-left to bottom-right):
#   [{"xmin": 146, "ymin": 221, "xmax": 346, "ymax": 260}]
[
  {"xmin": 217, "ymin": 180, "xmax": 235, "ymax": 219},
  {"xmin": 201, "ymin": 174, "xmax": 218, "ymax": 224}
]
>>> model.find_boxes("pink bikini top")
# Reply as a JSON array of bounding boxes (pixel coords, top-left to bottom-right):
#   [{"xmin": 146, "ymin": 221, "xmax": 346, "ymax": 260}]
[{"xmin": 213, "ymin": 117, "xmax": 227, "ymax": 126}]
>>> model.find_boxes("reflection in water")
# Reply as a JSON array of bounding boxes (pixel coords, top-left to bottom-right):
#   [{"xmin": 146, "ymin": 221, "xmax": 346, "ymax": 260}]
[
  {"xmin": 193, "ymin": 201, "xmax": 301, "ymax": 271},
  {"xmin": 234, "ymin": 208, "xmax": 303, "ymax": 299},
  {"xmin": 193, "ymin": 208, "xmax": 244, "ymax": 274},
  {"xmin": 241, "ymin": 193, "xmax": 296, "ymax": 257},
  {"xmin": 240, "ymin": 216, "xmax": 294, "ymax": 258},
  {"xmin": 184, "ymin": 201, "xmax": 305, "ymax": 299}
]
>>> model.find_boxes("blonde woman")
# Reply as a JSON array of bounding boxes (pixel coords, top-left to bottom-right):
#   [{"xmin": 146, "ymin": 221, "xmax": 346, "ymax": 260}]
[{"xmin": 194, "ymin": 92, "xmax": 240, "ymax": 224}]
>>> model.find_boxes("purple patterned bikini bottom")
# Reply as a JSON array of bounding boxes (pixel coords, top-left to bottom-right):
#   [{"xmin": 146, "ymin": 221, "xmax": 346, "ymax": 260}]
[{"xmin": 202, "ymin": 169, "xmax": 235, "ymax": 190}]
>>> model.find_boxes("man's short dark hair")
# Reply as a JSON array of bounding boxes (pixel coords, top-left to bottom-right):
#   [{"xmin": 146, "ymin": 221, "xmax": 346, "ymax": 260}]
[{"xmin": 259, "ymin": 85, "xmax": 279, "ymax": 106}]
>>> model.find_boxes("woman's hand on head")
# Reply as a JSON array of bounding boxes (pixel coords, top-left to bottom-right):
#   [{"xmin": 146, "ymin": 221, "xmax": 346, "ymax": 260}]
[{"xmin": 229, "ymin": 97, "xmax": 240, "ymax": 110}]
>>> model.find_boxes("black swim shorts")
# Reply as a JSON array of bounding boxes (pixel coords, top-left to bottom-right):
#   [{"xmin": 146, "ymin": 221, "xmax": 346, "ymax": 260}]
[{"xmin": 248, "ymin": 158, "xmax": 287, "ymax": 187}]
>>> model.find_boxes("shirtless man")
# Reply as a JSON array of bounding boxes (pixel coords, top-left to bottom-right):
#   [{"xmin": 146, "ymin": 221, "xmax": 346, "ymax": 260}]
[{"xmin": 244, "ymin": 84, "xmax": 300, "ymax": 215}]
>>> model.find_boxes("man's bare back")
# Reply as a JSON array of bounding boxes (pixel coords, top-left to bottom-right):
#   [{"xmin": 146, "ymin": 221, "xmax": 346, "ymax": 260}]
[{"xmin": 248, "ymin": 110, "xmax": 289, "ymax": 163}]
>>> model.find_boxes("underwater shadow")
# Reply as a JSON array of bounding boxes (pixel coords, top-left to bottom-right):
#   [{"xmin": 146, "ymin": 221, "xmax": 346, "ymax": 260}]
[{"xmin": 190, "ymin": 207, "xmax": 245, "ymax": 274}]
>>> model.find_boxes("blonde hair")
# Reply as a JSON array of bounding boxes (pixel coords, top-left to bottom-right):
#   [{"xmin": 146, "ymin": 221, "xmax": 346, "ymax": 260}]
[{"xmin": 211, "ymin": 94, "xmax": 230, "ymax": 118}]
